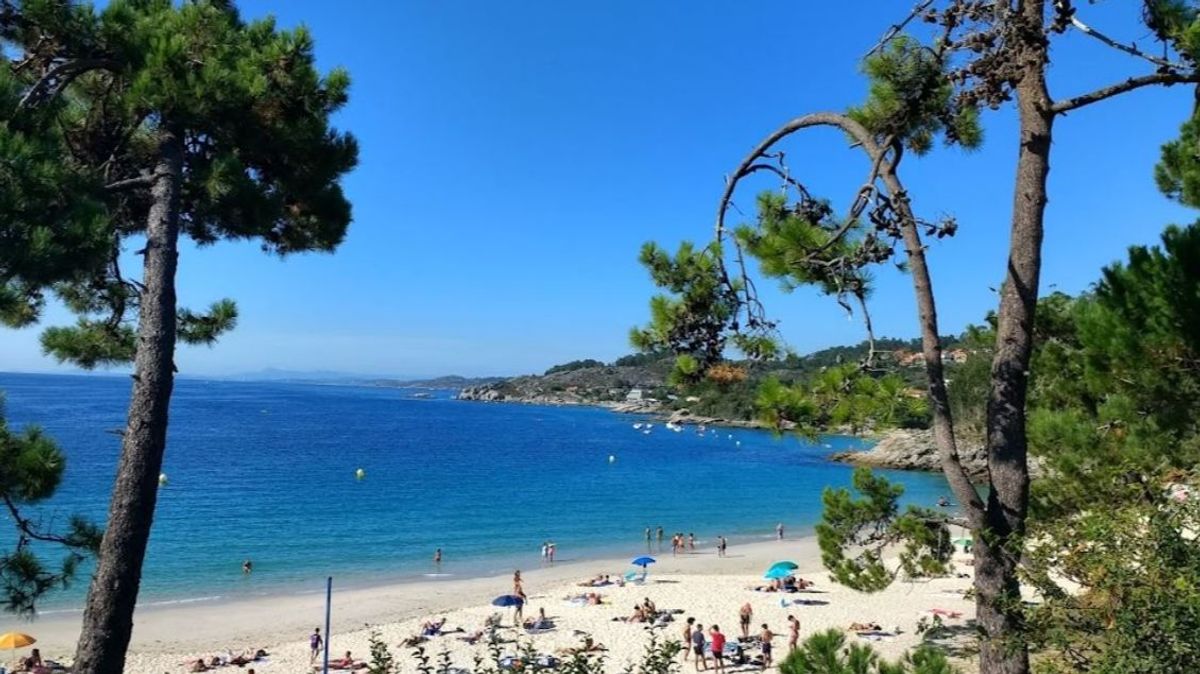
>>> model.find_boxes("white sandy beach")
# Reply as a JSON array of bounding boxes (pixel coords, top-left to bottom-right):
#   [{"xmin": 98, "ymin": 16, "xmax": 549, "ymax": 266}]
[{"xmin": 7, "ymin": 537, "xmax": 977, "ymax": 673}]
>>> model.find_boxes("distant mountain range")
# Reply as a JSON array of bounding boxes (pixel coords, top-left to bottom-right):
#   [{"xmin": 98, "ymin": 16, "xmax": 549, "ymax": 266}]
[{"xmin": 369, "ymin": 375, "xmax": 508, "ymax": 389}]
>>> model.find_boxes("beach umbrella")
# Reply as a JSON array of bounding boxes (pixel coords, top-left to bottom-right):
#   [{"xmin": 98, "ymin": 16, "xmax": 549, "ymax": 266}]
[
  {"xmin": 763, "ymin": 566, "xmax": 793, "ymax": 580},
  {"xmin": 631, "ymin": 556, "xmax": 656, "ymax": 567},
  {"xmin": 492, "ymin": 594, "xmax": 524, "ymax": 608},
  {"xmin": 768, "ymin": 561, "xmax": 799, "ymax": 572},
  {"xmin": 0, "ymin": 632, "xmax": 35, "ymax": 666}
]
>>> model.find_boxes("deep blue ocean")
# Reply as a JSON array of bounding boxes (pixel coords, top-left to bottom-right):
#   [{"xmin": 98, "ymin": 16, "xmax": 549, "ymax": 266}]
[{"xmin": 0, "ymin": 372, "xmax": 951, "ymax": 612}]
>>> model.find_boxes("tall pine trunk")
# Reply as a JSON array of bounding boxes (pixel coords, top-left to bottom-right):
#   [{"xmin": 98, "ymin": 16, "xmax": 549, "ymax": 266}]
[
  {"xmin": 976, "ymin": 5, "xmax": 1052, "ymax": 672},
  {"xmin": 73, "ymin": 129, "xmax": 183, "ymax": 674}
]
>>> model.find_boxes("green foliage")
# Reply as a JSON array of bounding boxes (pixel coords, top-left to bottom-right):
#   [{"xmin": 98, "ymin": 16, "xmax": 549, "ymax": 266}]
[
  {"xmin": 612, "ymin": 351, "xmax": 671, "ymax": 368},
  {"xmin": 736, "ymin": 192, "xmax": 880, "ymax": 304},
  {"xmin": 0, "ymin": 421, "xmax": 101, "ymax": 615},
  {"xmin": 544, "ymin": 359, "xmax": 605, "ymax": 376},
  {"xmin": 779, "ymin": 629, "xmax": 957, "ymax": 674},
  {"xmin": 0, "ymin": 57, "xmax": 112, "ymax": 329},
  {"xmin": 630, "ymin": 241, "xmax": 741, "ymax": 382},
  {"xmin": 40, "ymin": 320, "xmax": 137, "ymax": 368},
  {"xmin": 849, "ymin": 35, "xmax": 981, "ymax": 154},
  {"xmin": 366, "ymin": 630, "xmax": 397, "ymax": 674},
  {"xmin": 407, "ymin": 633, "xmax": 681, "ymax": 674},
  {"xmin": 2, "ymin": 0, "xmax": 358, "ymax": 372},
  {"xmin": 755, "ymin": 365, "xmax": 928, "ymax": 435},
  {"xmin": 621, "ymin": 633, "xmax": 682, "ymax": 674},
  {"xmin": 816, "ymin": 468, "xmax": 953, "ymax": 592},
  {"xmin": 1025, "ymin": 482, "xmax": 1200, "ymax": 673}
]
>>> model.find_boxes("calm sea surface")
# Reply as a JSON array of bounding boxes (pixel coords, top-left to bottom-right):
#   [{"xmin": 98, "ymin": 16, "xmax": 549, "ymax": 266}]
[{"xmin": 0, "ymin": 372, "xmax": 951, "ymax": 611}]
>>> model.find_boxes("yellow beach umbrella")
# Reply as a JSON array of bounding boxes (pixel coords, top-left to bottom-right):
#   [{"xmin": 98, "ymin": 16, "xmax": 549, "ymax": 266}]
[
  {"xmin": 0, "ymin": 632, "xmax": 35, "ymax": 668},
  {"xmin": 0, "ymin": 633, "xmax": 34, "ymax": 650}
]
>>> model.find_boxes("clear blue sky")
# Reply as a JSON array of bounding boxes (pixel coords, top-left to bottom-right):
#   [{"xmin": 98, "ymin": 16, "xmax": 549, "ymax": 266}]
[{"xmin": 1, "ymin": 1, "xmax": 1194, "ymax": 377}]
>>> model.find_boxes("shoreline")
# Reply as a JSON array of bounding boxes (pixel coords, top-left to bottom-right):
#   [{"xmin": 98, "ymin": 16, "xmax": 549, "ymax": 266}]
[
  {"xmin": 15, "ymin": 535, "xmax": 980, "ymax": 674},
  {"xmin": 19, "ymin": 536, "xmax": 823, "ymax": 656}
]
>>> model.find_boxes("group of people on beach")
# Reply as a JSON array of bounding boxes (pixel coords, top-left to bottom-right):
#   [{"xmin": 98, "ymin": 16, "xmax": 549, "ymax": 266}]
[
  {"xmin": 186, "ymin": 648, "xmax": 269, "ymax": 672},
  {"xmin": 645, "ymin": 524, "xmax": 785, "ymax": 556},
  {"xmin": 680, "ymin": 606, "xmax": 801, "ymax": 672}
]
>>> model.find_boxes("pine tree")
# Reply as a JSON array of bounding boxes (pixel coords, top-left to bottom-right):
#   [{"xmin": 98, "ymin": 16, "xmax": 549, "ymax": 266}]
[{"xmin": 2, "ymin": 2, "xmax": 357, "ymax": 672}]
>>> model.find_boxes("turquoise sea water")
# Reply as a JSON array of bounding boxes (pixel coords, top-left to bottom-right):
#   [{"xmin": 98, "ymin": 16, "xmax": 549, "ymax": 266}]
[{"xmin": 0, "ymin": 372, "xmax": 952, "ymax": 612}]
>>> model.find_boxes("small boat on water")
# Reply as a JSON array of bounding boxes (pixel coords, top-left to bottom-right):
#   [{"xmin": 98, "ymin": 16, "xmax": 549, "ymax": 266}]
[
  {"xmin": 642, "ymin": 429, "xmax": 651, "ymax": 435},
  {"xmin": 633, "ymin": 423, "xmax": 644, "ymax": 430}
]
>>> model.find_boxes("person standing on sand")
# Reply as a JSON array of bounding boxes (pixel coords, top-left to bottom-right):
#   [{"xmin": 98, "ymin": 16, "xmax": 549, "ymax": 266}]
[
  {"xmin": 681, "ymin": 617, "xmax": 695, "ymax": 664},
  {"xmin": 548, "ymin": 542, "xmax": 556, "ymax": 563},
  {"xmin": 657, "ymin": 526, "xmax": 664, "ymax": 549},
  {"xmin": 645, "ymin": 527, "xmax": 652, "ymax": 545},
  {"xmin": 691, "ymin": 623, "xmax": 708, "ymax": 671},
  {"xmin": 309, "ymin": 627, "xmax": 323, "ymax": 663},
  {"xmin": 787, "ymin": 615, "xmax": 800, "ymax": 652},
  {"xmin": 688, "ymin": 532, "xmax": 696, "ymax": 551},
  {"xmin": 738, "ymin": 602, "xmax": 753, "ymax": 639},
  {"xmin": 541, "ymin": 541, "xmax": 549, "ymax": 563},
  {"xmin": 759, "ymin": 624, "xmax": 775, "ymax": 669},
  {"xmin": 709, "ymin": 625, "xmax": 727, "ymax": 673},
  {"xmin": 776, "ymin": 523, "xmax": 784, "ymax": 541},
  {"xmin": 718, "ymin": 536, "xmax": 727, "ymax": 557}
]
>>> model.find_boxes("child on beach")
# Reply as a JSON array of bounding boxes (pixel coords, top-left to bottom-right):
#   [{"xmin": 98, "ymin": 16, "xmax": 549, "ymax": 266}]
[
  {"xmin": 787, "ymin": 615, "xmax": 800, "ymax": 652},
  {"xmin": 691, "ymin": 623, "xmax": 708, "ymax": 671}
]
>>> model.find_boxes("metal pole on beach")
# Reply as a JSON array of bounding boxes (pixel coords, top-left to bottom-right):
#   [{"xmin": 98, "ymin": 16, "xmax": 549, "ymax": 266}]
[{"xmin": 323, "ymin": 576, "xmax": 332, "ymax": 674}]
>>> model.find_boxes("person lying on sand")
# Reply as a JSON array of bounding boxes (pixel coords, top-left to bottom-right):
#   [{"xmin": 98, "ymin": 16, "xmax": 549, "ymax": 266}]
[
  {"xmin": 400, "ymin": 635, "xmax": 428, "ymax": 648},
  {"xmin": 421, "ymin": 618, "xmax": 448, "ymax": 636},
  {"xmin": 566, "ymin": 591, "xmax": 605, "ymax": 605},
  {"xmin": 524, "ymin": 607, "xmax": 553, "ymax": 630},
  {"xmin": 319, "ymin": 650, "xmax": 367, "ymax": 671},
  {"xmin": 187, "ymin": 659, "xmax": 209, "ymax": 673},
  {"xmin": 849, "ymin": 622, "xmax": 882, "ymax": 632},
  {"xmin": 642, "ymin": 597, "xmax": 657, "ymax": 615},
  {"xmin": 928, "ymin": 608, "xmax": 963, "ymax": 619},
  {"xmin": 558, "ymin": 637, "xmax": 607, "ymax": 655}
]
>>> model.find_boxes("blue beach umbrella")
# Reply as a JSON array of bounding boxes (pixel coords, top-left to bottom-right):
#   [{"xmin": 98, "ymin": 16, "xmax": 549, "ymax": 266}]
[
  {"xmin": 631, "ymin": 556, "xmax": 656, "ymax": 567},
  {"xmin": 768, "ymin": 561, "xmax": 799, "ymax": 572},
  {"xmin": 492, "ymin": 594, "xmax": 524, "ymax": 607},
  {"xmin": 763, "ymin": 566, "xmax": 793, "ymax": 580}
]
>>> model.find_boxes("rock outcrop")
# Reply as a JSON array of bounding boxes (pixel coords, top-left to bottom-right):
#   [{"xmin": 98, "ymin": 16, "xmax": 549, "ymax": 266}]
[{"xmin": 829, "ymin": 428, "xmax": 990, "ymax": 478}]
